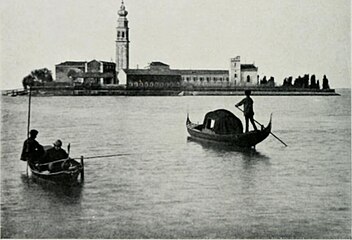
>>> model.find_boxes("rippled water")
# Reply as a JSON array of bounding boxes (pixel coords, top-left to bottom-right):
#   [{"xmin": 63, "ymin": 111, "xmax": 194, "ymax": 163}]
[{"xmin": 1, "ymin": 89, "xmax": 351, "ymax": 238}]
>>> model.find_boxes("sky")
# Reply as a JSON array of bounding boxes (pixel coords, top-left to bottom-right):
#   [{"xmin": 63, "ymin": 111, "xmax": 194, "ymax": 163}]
[{"xmin": 0, "ymin": 0, "xmax": 351, "ymax": 90}]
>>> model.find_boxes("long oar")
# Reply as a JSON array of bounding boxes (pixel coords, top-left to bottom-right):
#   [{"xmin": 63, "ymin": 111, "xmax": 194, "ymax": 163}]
[
  {"xmin": 37, "ymin": 153, "xmax": 132, "ymax": 167},
  {"xmin": 235, "ymin": 106, "xmax": 287, "ymax": 147},
  {"xmin": 26, "ymin": 87, "xmax": 32, "ymax": 176},
  {"xmin": 80, "ymin": 153, "xmax": 131, "ymax": 160}
]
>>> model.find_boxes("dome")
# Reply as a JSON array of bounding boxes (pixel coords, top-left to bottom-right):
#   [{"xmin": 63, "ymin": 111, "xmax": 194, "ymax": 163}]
[{"xmin": 118, "ymin": 1, "xmax": 128, "ymax": 17}]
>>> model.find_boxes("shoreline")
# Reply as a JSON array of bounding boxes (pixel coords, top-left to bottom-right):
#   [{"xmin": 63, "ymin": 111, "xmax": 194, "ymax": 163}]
[{"xmin": 2, "ymin": 87, "xmax": 340, "ymax": 97}]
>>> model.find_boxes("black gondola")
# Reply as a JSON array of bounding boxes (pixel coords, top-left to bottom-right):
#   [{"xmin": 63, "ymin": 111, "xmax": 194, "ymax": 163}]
[{"xmin": 186, "ymin": 109, "xmax": 272, "ymax": 148}]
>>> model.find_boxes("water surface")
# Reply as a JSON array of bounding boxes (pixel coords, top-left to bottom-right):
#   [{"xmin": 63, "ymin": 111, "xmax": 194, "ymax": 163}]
[{"xmin": 1, "ymin": 89, "xmax": 350, "ymax": 238}]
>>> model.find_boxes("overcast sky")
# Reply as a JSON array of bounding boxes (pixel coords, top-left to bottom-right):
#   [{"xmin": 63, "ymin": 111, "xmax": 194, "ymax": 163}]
[{"xmin": 0, "ymin": 0, "xmax": 350, "ymax": 89}]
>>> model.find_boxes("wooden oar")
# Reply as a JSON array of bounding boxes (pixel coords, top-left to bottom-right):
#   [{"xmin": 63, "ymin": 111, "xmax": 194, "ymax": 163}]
[
  {"xmin": 26, "ymin": 87, "xmax": 32, "ymax": 176},
  {"xmin": 235, "ymin": 106, "xmax": 287, "ymax": 147},
  {"xmin": 37, "ymin": 153, "xmax": 131, "ymax": 166},
  {"xmin": 38, "ymin": 158, "xmax": 70, "ymax": 166},
  {"xmin": 81, "ymin": 153, "xmax": 131, "ymax": 160}
]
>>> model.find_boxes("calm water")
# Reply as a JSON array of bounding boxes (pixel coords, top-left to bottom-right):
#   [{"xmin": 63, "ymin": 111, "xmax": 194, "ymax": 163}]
[{"xmin": 1, "ymin": 89, "xmax": 351, "ymax": 239}]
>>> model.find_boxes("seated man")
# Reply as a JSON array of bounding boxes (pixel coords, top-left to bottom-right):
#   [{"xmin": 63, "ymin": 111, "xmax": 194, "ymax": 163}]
[{"xmin": 44, "ymin": 139, "xmax": 69, "ymax": 172}]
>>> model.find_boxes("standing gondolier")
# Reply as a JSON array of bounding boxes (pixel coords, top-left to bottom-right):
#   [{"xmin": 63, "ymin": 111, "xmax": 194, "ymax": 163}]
[
  {"xmin": 235, "ymin": 90, "xmax": 258, "ymax": 133},
  {"xmin": 20, "ymin": 129, "xmax": 44, "ymax": 168}
]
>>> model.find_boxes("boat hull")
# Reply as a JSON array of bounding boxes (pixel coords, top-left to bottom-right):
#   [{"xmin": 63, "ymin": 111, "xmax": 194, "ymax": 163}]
[
  {"xmin": 29, "ymin": 159, "xmax": 83, "ymax": 185},
  {"xmin": 186, "ymin": 117, "xmax": 271, "ymax": 148}
]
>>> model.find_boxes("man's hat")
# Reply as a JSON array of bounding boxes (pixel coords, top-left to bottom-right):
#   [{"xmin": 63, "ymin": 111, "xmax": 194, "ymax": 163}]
[
  {"xmin": 53, "ymin": 139, "xmax": 62, "ymax": 147},
  {"xmin": 29, "ymin": 129, "xmax": 38, "ymax": 135},
  {"xmin": 245, "ymin": 90, "xmax": 251, "ymax": 96}
]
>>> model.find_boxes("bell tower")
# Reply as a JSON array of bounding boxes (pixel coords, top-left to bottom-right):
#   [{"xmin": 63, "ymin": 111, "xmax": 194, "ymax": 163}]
[
  {"xmin": 116, "ymin": 0, "xmax": 129, "ymax": 72},
  {"xmin": 230, "ymin": 56, "xmax": 241, "ymax": 85}
]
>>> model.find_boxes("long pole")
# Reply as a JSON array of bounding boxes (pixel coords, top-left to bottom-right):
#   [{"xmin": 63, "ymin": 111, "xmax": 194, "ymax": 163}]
[
  {"xmin": 82, "ymin": 153, "xmax": 131, "ymax": 159},
  {"xmin": 27, "ymin": 87, "xmax": 32, "ymax": 137},
  {"xmin": 235, "ymin": 106, "xmax": 287, "ymax": 147},
  {"xmin": 26, "ymin": 87, "xmax": 32, "ymax": 176}
]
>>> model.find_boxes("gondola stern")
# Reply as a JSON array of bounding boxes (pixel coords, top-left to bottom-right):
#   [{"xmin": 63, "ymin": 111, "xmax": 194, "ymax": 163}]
[
  {"xmin": 186, "ymin": 113, "xmax": 191, "ymax": 125},
  {"xmin": 266, "ymin": 113, "xmax": 273, "ymax": 132}
]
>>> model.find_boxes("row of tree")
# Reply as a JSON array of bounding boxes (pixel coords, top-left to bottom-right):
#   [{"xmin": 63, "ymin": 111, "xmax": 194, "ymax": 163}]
[
  {"xmin": 22, "ymin": 68, "xmax": 53, "ymax": 89},
  {"xmin": 259, "ymin": 76, "xmax": 275, "ymax": 87},
  {"xmin": 282, "ymin": 74, "xmax": 330, "ymax": 89}
]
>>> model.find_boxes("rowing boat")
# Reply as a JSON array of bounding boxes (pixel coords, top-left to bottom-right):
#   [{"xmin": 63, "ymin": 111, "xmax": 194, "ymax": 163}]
[
  {"xmin": 28, "ymin": 146, "xmax": 83, "ymax": 185},
  {"xmin": 29, "ymin": 159, "xmax": 83, "ymax": 185},
  {"xmin": 186, "ymin": 109, "xmax": 272, "ymax": 148}
]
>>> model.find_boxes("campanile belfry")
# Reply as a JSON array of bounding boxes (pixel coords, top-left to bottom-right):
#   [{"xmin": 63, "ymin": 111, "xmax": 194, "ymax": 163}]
[{"xmin": 116, "ymin": 0, "xmax": 129, "ymax": 72}]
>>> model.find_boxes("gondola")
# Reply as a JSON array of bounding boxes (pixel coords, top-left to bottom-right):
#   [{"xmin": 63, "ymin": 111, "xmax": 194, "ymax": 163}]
[
  {"xmin": 28, "ymin": 146, "xmax": 84, "ymax": 185},
  {"xmin": 186, "ymin": 109, "xmax": 272, "ymax": 148}
]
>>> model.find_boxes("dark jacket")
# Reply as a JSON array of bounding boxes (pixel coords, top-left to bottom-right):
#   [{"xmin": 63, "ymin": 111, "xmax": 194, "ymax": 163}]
[
  {"xmin": 20, "ymin": 138, "xmax": 44, "ymax": 162},
  {"xmin": 236, "ymin": 97, "xmax": 254, "ymax": 117},
  {"xmin": 44, "ymin": 147, "xmax": 68, "ymax": 163}
]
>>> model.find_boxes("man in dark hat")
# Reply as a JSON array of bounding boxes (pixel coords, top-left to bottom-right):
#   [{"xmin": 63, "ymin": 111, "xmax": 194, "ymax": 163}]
[
  {"xmin": 45, "ymin": 139, "xmax": 68, "ymax": 163},
  {"xmin": 235, "ymin": 90, "xmax": 258, "ymax": 133},
  {"xmin": 44, "ymin": 139, "xmax": 69, "ymax": 172},
  {"xmin": 20, "ymin": 129, "xmax": 44, "ymax": 167}
]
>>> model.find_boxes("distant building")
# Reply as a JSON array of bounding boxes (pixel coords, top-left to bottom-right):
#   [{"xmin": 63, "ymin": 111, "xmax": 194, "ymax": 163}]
[
  {"xmin": 55, "ymin": 60, "xmax": 117, "ymax": 85},
  {"xmin": 118, "ymin": 60, "xmax": 258, "ymax": 89},
  {"xmin": 56, "ymin": 2, "xmax": 260, "ymax": 89},
  {"xmin": 55, "ymin": 61, "xmax": 86, "ymax": 83},
  {"xmin": 178, "ymin": 69, "xmax": 229, "ymax": 88},
  {"xmin": 114, "ymin": 2, "xmax": 258, "ymax": 88},
  {"xmin": 118, "ymin": 62, "xmax": 181, "ymax": 90},
  {"xmin": 230, "ymin": 56, "xmax": 258, "ymax": 86},
  {"xmin": 116, "ymin": 1, "xmax": 129, "ymax": 73}
]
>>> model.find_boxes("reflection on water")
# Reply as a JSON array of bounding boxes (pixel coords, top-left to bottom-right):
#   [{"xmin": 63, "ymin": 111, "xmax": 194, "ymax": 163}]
[
  {"xmin": 187, "ymin": 136, "xmax": 270, "ymax": 160},
  {"xmin": 20, "ymin": 174, "xmax": 83, "ymax": 203}
]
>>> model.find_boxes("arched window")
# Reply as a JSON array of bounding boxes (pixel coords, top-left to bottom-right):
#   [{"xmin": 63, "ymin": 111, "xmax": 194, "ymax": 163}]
[
  {"xmin": 118, "ymin": 31, "xmax": 120, "ymax": 38},
  {"xmin": 122, "ymin": 32, "xmax": 125, "ymax": 38},
  {"xmin": 247, "ymin": 76, "xmax": 251, "ymax": 83}
]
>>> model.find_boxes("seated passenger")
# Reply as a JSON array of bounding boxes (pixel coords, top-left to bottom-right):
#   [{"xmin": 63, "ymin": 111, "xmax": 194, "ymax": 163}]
[
  {"xmin": 46, "ymin": 139, "xmax": 68, "ymax": 161},
  {"xmin": 44, "ymin": 139, "xmax": 69, "ymax": 172}
]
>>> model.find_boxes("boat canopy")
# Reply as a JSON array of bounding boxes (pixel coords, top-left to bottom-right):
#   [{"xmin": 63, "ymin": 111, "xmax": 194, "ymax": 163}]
[{"xmin": 202, "ymin": 109, "xmax": 243, "ymax": 134}]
